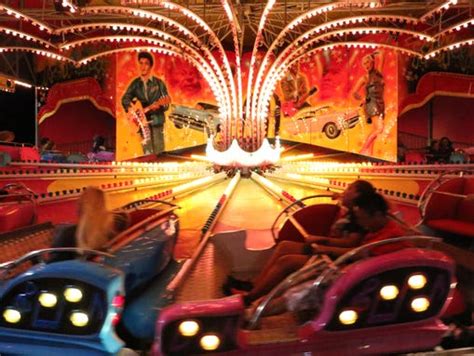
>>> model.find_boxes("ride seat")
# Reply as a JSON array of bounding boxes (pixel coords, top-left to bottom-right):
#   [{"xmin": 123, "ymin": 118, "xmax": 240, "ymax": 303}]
[
  {"xmin": 278, "ymin": 204, "xmax": 340, "ymax": 242},
  {"xmin": 423, "ymin": 177, "xmax": 474, "ymax": 239}
]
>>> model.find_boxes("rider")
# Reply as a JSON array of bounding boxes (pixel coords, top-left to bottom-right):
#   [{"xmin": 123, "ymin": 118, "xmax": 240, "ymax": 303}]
[
  {"xmin": 225, "ymin": 180, "xmax": 376, "ymax": 302},
  {"xmin": 248, "ymin": 192, "xmax": 408, "ymax": 316}
]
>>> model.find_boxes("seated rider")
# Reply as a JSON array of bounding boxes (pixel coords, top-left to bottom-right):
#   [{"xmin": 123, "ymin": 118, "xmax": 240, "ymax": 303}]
[
  {"xmin": 226, "ymin": 179, "xmax": 376, "ymax": 302},
  {"xmin": 50, "ymin": 186, "xmax": 130, "ymax": 261},
  {"xmin": 251, "ymin": 191, "xmax": 409, "ymax": 317}
]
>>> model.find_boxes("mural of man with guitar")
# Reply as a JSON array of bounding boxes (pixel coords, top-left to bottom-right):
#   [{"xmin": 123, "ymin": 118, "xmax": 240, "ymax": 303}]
[
  {"xmin": 279, "ymin": 62, "xmax": 318, "ymax": 118},
  {"xmin": 121, "ymin": 52, "xmax": 171, "ymax": 155}
]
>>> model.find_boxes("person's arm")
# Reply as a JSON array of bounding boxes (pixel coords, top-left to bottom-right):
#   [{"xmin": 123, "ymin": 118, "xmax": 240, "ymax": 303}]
[
  {"xmin": 306, "ymin": 232, "xmax": 362, "ymax": 247},
  {"xmin": 313, "ymin": 244, "xmax": 353, "ymax": 258},
  {"xmin": 326, "ymin": 232, "xmax": 363, "ymax": 247},
  {"xmin": 374, "ymin": 51, "xmax": 385, "ymax": 72}
]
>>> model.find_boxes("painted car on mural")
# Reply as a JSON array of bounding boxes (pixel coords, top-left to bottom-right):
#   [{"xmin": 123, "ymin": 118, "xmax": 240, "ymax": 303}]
[
  {"xmin": 169, "ymin": 103, "xmax": 221, "ymax": 136},
  {"xmin": 0, "ymin": 199, "xmax": 180, "ymax": 355},
  {"xmin": 285, "ymin": 105, "xmax": 360, "ymax": 139}
]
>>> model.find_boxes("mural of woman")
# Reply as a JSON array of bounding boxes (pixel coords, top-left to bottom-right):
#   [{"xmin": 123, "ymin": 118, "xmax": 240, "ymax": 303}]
[{"xmin": 352, "ymin": 51, "xmax": 385, "ymax": 156}]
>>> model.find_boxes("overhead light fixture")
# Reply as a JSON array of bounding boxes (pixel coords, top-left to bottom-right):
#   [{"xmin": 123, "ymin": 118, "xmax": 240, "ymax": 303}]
[{"xmin": 14, "ymin": 79, "xmax": 32, "ymax": 88}]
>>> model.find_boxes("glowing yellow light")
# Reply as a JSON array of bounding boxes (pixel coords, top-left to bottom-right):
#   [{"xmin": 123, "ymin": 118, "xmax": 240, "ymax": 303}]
[
  {"xmin": 200, "ymin": 334, "xmax": 220, "ymax": 351},
  {"xmin": 338, "ymin": 310, "xmax": 358, "ymax": 325},
  {"xmin": 64, "ymin": 287, "xmax": 83, "ymax": 303},
  {"xmin": 411, "ymin": 297, "xmax": 430, "ymax": 312},
  {"xmin": 38, "ymin": 292, "xmax": 58, "ymax": 308},
  {"xmin": 3, "ymin": 308, "xmax": 21, "ymax": 323},
  {"xmin": 379, "ymin": 285, "xmax": 399, "ymax": 300},
  {"xmin": 70, "ymin": 311, "xmax": 89, "ymax": 327},
  {"xmin": 408, "ymin": 274, "xmax": 427, "ymax": 290},
  {"xmin": 178, "ymin": 320, "xmax": 200, "ymax": 337}
]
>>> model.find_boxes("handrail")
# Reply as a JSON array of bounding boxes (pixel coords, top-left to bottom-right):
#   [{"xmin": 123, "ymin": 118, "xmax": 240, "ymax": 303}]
[
  {"xmin": 247, "ymin": 256, "xmax": 331, "ymax": 329},
  {"xmin": 332, "ymin": 235, "xmax": 442, "ymax": 267},
  {"xmin": 120, "ymin": 198, "xmax": 178, "ymax": 210},
  {"xmin": 271, "ymin": 194, "xmax": 337, "ymax": 241},
  {"xmin": 104, "ymin": 206, "xmax": 178, "ymax": 252},
  {"xmin": 0, "ymin": 247, "xmax": 115, "ymax": 278},
  {"xmin": 418, "ymin": 170, "xmax": 468, "ymax": 220}
]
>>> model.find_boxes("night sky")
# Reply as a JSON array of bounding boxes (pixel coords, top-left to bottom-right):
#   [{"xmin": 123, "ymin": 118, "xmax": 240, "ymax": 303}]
[{"xmin": 0, "ymin": 86, "xmax": 36, "ymax": 145}]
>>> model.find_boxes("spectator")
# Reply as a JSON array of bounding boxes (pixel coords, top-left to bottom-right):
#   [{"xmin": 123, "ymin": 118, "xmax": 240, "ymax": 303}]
[{"xmin": 438, "ymin": 137, "xmax": 454, "ymax": 163}]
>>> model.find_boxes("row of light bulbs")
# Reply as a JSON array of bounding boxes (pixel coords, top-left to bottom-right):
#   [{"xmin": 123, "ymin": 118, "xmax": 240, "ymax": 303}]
[
  {"xmin": 339, "ymin": 273, "xmax": 429, "ymax": 325},
  {"xmin": 0, "ymin": 1, "xmax": 471, "ymax": 141}
]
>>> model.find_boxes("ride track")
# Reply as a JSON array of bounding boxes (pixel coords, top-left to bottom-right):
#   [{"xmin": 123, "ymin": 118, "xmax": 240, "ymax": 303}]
[{"xmin": 2, "ymin": 154, "xmax": 473, "ymax": 263}]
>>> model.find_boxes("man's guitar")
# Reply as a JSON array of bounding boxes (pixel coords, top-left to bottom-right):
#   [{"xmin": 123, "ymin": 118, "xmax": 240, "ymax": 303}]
[
  {"xmin": 143, "ymin": 95, "xmax": 171, "ymax": 114},
  {"xmin": 281, "ymin": 86, "xmax": 318, "ymax": 117},
  {"xmin": 128, "ymin": 96, "xmax": 170, "ymax": 144},
  {"xmin": 128, "ymin": 100, "xmax": 151, "ymax": 144}
]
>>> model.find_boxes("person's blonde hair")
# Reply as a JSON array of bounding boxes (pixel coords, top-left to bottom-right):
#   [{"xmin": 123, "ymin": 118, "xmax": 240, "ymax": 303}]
[{"xmin": 75, "ymin": 186, "xmax": 127, "ymax": 250}]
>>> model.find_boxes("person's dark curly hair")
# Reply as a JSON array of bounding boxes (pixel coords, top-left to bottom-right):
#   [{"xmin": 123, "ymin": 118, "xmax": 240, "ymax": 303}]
[
  {"xmin": 138, "ymin": 52, "xmax": 154, "ymax": 67},
  {"xmin": 353, "ymin": 192, "xmax": 388, "ymax": 216}
]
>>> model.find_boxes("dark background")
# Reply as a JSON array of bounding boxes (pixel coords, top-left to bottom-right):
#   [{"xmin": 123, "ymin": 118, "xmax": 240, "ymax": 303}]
[{"xmin": 0, "ymin": 87, "xmax": 36, "ymax": 145}]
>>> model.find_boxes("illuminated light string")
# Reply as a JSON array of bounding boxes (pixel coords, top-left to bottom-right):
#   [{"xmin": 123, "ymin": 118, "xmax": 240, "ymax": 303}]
[
  {"xmin": 61, "ymin": 16, "xmax": 232, "ymax": 118},
  {"xmin": 424, "ymin": 38, "xmax": 474, "ymax": 59},
  {"xmin": 221, "ymin": 0, "xmax": 243, "ymax": 138},
  {"xmin": 420, "ymin": 0, "xmax": 458, "ymax": 22},
  {"xmin": 251, "ymin": 14, "xmax": 418, "ymax": 122},
  {"xmin": 58, "ymin": 22, "xmax": 232, "ymax": 122},
  {"xmin": 1, "ymin": 1, "xmax": 468, "ymax": 148},
  {"xmin": 0, "ymin": 26, "xmax": 55, "ymax": 48},
  {"xmin": 257, "ymin": 26, "xmax": 432, "ymax": 118},
  {"xmin": 435, "ymin": 19, "xmax": 474, "ymax": 38},
  {"xmin": 0, "ymin": 46, "xmax": 73, "ymax": 63},
  {"xmin": 77, "ymin": 47, "xmax": 226, "ymax": 116},
  {"xmin": 302, "ymin": 27, "xmax": 435, "ymax": 46},
  {"xmin": 0, "ymin": 4, "xmax": 53, "ymax": 33},
  {"xmin": 61, "ymin": 0, "xmax": 78, "ymax": 13},
  {"xmin": 157, "ymin": 1, "xmax": 238, "ymax": 128},
  {"xmin": 60, "ymin": 35, "xmax": 229, "ymax": 116},
  {"xmin": 250, "ymin": 1, "xmax": 384, "ymax": 121},
  {"xmin": 245, "ymin": 0, "xmax": 276, "ymax": 141},
  {"xmin": 80, "ymin": 6, "xmax": 237, "ymax": 125},
  {"xmin": 257, "ymin": 42, "xmax": 422, "ymax": 121}
]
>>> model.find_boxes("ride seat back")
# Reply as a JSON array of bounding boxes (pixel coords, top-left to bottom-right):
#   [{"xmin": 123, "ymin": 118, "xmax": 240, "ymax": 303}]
[
  {"xmin": 424, "ymin": 178, "xmax": 464, "ymax": 221},
  {"xmin": 455, "ymin": 178, "xmax": 474, "ymax": 223},
  {"xmin": 279, "ymin": 204, "xmax": 340, "ymax": 242}
]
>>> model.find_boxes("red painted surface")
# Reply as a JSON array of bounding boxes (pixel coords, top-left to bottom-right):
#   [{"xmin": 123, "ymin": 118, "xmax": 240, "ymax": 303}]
[
  {"xmin": 39, "ymin": 100, "xmax": 115, "ymax": 147},
  {"xmin": 399, "ymin": 72, "xmax": 474, "ymax": 144}
]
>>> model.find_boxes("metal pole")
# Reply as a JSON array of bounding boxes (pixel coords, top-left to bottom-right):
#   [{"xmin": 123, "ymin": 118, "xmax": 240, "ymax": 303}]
[
  {"xmin": 428, "ymin": 99, "xmax": 433, "ymax": 146},
  {"xmin": 34, "ymin": 86, "xmax": 38, "ymax": 147}
]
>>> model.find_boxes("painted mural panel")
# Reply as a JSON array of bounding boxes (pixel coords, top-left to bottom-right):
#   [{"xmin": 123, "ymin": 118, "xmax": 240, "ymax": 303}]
[
  {"xmin": 115, "ymin": 52, "xmax": 218, "ymax": 160},
  {"xmin": 277, "ymin": 46, "xmax": 398, "ymax": 161}
]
